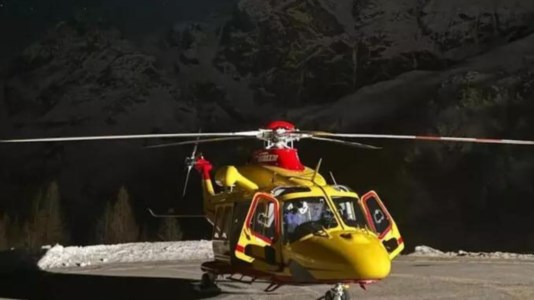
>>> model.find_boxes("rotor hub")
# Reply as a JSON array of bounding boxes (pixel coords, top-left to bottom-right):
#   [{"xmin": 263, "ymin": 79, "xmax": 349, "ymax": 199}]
[
  {"xmin": 265, "ymin": 120, "xmax": 296, "ymax": 131},
  {"xmin": 261, "ymin": 120, "xmax": 302, "ymax": 149}
]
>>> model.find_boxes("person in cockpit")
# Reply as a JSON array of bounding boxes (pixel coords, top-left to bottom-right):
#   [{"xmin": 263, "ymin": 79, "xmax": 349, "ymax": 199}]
[{"xmin": 284, "ymin": 201, "xmax": 308, "ymax": 234}]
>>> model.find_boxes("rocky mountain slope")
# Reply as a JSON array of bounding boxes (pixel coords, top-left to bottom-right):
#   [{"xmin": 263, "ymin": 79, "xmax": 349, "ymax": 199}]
[
  {"xmin": 1, "ymin": 0, "xmax": 534, "ymax": 250},
  {"xmin": 210, "ymin": 0, "xmax": 534, "ymax": 107},
  {"xmin": 0, "ymin": 21, "xmax": 201, "ymax": 242}
]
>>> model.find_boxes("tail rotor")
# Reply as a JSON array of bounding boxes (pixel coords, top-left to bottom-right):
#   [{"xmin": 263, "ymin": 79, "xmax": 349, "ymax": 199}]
[{"xmin": 181, "ymin": 133, "xmax": 201, "ymax": 199}]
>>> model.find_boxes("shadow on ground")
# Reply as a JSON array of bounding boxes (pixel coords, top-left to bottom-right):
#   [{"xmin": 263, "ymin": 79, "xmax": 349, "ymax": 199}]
[
  {"xmin": 0, "ymin": 270, "xmax": 228, "ymax": 300},
  {"xmin": 0, "ymin": 249, "xmax": 226, "ymax": 300}
]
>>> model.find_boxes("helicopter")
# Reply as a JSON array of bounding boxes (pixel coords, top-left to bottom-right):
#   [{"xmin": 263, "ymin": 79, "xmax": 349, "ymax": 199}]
[{"xmin": 2, "ymin": 120, "xmax": 534, "ymax": 300}]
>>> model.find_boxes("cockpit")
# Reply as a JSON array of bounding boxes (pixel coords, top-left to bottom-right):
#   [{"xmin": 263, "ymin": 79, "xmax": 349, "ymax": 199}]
[
  {"xmin": 282, "ymin": 197, "xmax": 338, "ymax": 243},
  {"xmin": 238, "ymin": 186, "xmax": 402, "ymax": 265},
  {"xmin": 280, "ymin": 189, "xmax": 368, "ymax": 243}
]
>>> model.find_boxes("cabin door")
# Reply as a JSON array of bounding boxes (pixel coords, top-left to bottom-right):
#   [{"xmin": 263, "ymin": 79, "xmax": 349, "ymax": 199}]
[
  {"xmin": 360, "ymin": 191, "xmax": 404, "ymax": 259},
  {"xmin": 234, "ymin": 192, "xmax": 282, "ymax": 270}
]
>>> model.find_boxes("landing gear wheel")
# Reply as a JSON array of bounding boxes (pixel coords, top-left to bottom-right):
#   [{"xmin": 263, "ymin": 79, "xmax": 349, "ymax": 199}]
[
  {"xmin": 201, "ymin": 272, "xmax": 216, "ymax": 286},
  {"xmin": 325, "ymin": 283, "xmax": 350, "ymax": 300},
  {"xmin": 193, "ymin": 272, "xmax": 221, "ymax": 295}
]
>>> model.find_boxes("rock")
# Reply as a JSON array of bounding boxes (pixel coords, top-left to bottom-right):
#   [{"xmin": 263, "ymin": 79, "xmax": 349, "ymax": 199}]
[
  {"xmin": 208, "ymin": 0, "xmax": 534, "ymax": 107},
  {"xmin": 4, "ymin": 21, "xmax": 192, "ymax": 127},
  {"xmin": 412, "ymin": 245, "xmax": 445, "ymax": 256},
  {"xmin": 170, "ymin": 23, "xmax": 207, "ymax": 66},
  {"xmin": 420, "ymin": 0, "xmax": 534, "ymax": 56},
  {"xmin": 215, "ymin": 0, "xmax": 353, "ymax": 106}
]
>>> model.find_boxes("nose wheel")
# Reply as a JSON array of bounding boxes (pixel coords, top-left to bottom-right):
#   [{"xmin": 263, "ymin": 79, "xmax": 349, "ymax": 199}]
[
  {"xmin": 193, "ymin": 272, "xmax": 221, "ymax": 295},
  {"xmin": 325, "ymin": 283, "xmax": 350, "ymax": 300}
]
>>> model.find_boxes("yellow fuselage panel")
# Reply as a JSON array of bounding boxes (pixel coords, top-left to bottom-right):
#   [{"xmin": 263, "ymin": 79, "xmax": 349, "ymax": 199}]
[
  {"xmin": 236, "ymin": 164, "xmax": 327, "ymax": 189},
  {"xmin": 283, "ymin": 229, "xmax": 391, "ymax": 281},
  {"xmin": 381, "ymin": 222, "xmax": 405, "ymax": 259}
]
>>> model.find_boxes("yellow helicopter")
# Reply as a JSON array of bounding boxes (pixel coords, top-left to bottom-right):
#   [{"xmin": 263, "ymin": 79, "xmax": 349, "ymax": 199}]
[{"xmin": 2, "ymin": 120, "xmax": 534, "ymax": 300}]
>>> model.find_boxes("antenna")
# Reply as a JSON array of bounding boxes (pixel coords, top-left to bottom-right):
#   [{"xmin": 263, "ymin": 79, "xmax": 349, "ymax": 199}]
[
  {"xmin": 312, "ymin": 158, "xmax": 322, "ymax": 183},
  {"xmin": 329, "ymin": 171, "xmax": 338, "ymax": 185}
]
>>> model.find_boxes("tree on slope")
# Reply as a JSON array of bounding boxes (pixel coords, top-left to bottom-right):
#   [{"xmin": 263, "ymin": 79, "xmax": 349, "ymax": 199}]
[
  {"xmin": 24, "ymin": 181, "xmax": 68, "ymax": 250},
  {"xmin": 96, "ymin": 186, "xmax": 139, "ymax": 244},
  {"xmin": 156, "ymin": 217, "xmax": 183, "ymax": 241}
]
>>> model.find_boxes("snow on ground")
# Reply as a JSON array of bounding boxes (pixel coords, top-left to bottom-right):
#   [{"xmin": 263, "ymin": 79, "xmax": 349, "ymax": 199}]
[
  {"xmin": 38, "ymin": 240, "xmax": 214, "ymax": 269},
  {"xmin": 409, "ymin": 245, "xmax": 534, "ymax": 260},
  {"xmin": 37, "ymin": 241, "xmax": 534, "ymax": 270}
]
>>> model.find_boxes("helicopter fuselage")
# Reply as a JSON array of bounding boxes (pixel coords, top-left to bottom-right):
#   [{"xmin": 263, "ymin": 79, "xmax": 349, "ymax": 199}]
[{"xmin": 194, "ymin": 150, "xmax": 404, "ymax": 286}]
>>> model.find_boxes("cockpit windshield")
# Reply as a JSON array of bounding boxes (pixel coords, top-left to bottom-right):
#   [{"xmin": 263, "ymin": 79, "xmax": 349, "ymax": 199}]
[
  {"xmin": 282, "ymin": 196, "xmax": 338, "ymax": 243},
  {"xmin": 332, "ymin": 196, "xmax": 368, "ymax": 228}
]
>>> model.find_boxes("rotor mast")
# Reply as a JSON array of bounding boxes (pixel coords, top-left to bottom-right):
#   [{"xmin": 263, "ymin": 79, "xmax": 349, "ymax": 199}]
[{"xmin": 250, "ymin": 121, "xmax": 306, "ymax": 171}]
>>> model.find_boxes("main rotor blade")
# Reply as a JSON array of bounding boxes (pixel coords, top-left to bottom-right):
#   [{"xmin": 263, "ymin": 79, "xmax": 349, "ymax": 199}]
[
  {"xmin": 0, "ymin": 131, "xmax": 261, "ymax": 143},
  {"xmin": 309, "ymin": 136, "xmax": 380, "ymax": 150},
  {"xmin": 306, "ymin": 132, "xmax": 534, "ymax": 146},
  {"xmin": 146, "ymin": 137, "xmax": 248, "ymax": 149}
]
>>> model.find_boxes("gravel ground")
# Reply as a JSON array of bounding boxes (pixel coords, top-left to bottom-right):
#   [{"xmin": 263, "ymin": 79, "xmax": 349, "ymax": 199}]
[{"xmin": 27, "ymin": 256, "xmax": 534, "ymax": 300}]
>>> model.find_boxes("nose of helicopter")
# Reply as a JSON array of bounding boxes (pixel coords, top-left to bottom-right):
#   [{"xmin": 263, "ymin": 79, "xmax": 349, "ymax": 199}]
[{"xmin": 288, "ymin": 230, "xmax": 391, "ymax": 281}]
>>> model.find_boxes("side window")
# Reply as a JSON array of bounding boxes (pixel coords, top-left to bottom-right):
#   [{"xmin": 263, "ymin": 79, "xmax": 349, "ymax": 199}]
[
  {"xmin": 365, "ymin": 197, "xmax": 390, "ymax": 234},
  {"xmin": 222, "ymin": 206, "xmax": 233, "ymax": 239},
  {"xmin": 362, "ymin": 193, "xmax": 392, "ymax": 238},
  {"xmin": 213, "ymin": 206, "xmax": 231, "ymax": 240},
  {"xmin": 333, "ymin": 197, "xmax": 367, "ymax": 228},
  {"xmin": 213, "ymin": 207, "xmax": 223, "ymax": 239},
  {"xmin": 250, "ymin": 198, "xmax": 276, "ymax": 242},
  {"xmin": 230, "ymin": 201, "xmax": 250, "ymax": 245}
]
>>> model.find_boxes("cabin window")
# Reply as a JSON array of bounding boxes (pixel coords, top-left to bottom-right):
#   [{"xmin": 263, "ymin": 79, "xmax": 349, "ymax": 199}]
[
  {"xmin": 212, "ymin": 207, "xmax": 222, "ymax": 239},
  {"xmin": 230, "ymin": 201, "xmax": 250, "ymax": 247},
  {"xmin": 332, "ymin": 196, "xmax": 367, "ymax": 228},
  {"xmin": 222, "ymin": 206, "xmax": 233, "ymax": 239},
  {"xmin": 213, "ymin": 206, "xmax": 231, "ymax": 240},
  {"xmin": 233, "ymin": 202, "xmax": 250, "ymax": 229},
  {"xmin": 250, "ymin": 199, "xmax": 276, "ymax": 242}
]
